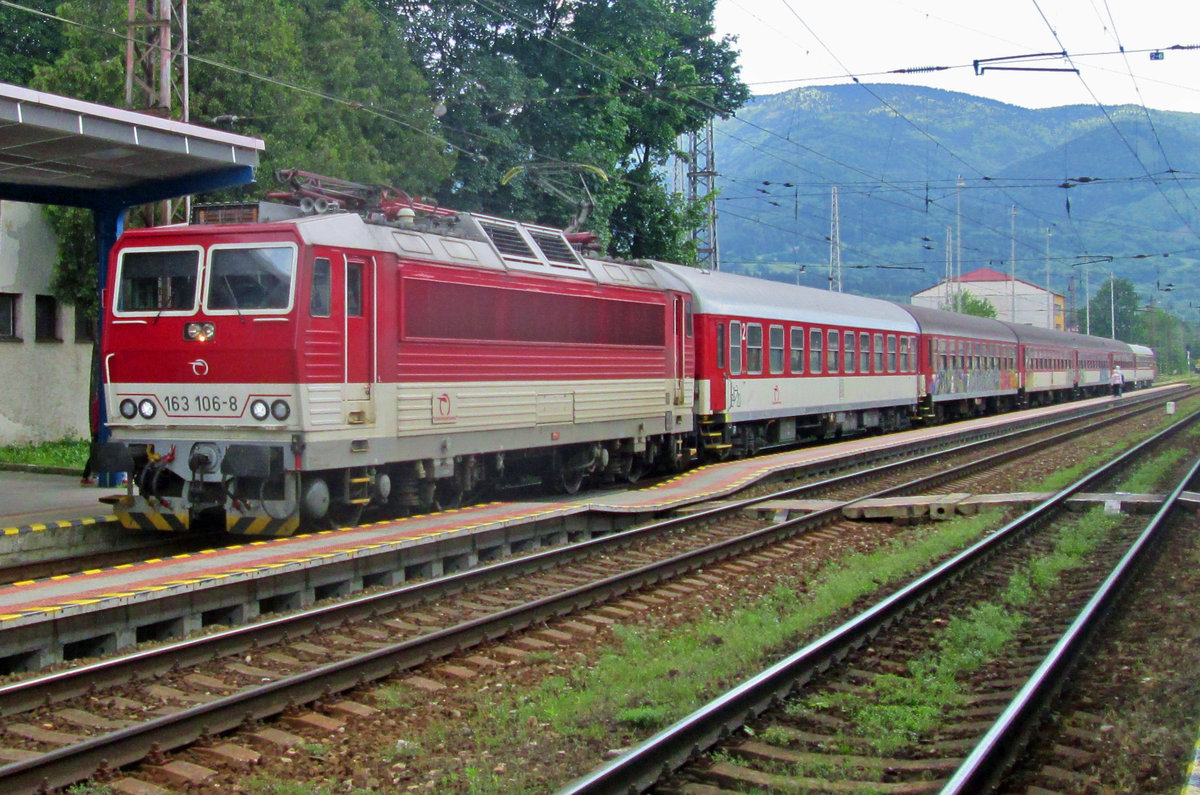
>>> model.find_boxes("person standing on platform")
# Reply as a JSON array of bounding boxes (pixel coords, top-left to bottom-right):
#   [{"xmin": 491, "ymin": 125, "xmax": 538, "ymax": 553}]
[{"xmin": 1110, "ymin": 365, "xmax": 1124, "ymax": 397}]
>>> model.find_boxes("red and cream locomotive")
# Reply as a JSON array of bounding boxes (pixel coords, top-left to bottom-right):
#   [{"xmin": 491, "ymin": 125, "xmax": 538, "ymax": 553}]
[{"xmin": 98, "ymin": 175, "xmax": 1153, "ymax": 535}]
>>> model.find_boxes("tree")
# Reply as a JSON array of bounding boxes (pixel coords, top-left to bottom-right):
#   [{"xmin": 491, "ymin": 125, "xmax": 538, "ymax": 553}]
[
  {"xmin": 940, "ymin": 290, "xmax": 997, "ymax": 318},
  {"xmin": 0, "ymin": 1, "xmax": 65, "ymax": 86},
  {"xmin": 29, "ymin": 0, "xmax": 454, "ymax": 310},
  {"xmin": 1082, "ymin": 277, "xmax": 1142, "ymax": 340},
  {"xmin": 387, "ymin": 0, "xmax": 749, "ymax": 259}
]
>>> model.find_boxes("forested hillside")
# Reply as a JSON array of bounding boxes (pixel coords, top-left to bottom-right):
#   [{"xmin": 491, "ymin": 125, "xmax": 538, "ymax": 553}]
[{"xmin": 715, "ymin": 84, "xmax": 1200, "ymax": 318}]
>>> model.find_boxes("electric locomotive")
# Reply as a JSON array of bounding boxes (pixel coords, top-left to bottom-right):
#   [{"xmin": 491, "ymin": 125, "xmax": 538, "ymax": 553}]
[{"xmin": 99, "ymin": 187, "xmax": 695, "ymax": 535}]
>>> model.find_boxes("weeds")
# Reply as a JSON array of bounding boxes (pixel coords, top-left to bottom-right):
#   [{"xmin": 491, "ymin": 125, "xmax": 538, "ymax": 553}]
[{"xmin": 0, "ymin": 437, "xmax": 88, "ymax": 469}]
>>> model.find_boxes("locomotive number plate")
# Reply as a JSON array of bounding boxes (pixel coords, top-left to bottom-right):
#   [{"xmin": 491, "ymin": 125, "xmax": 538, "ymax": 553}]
[{"xmin": 161, "ymin": 394, "xmax": 242, "ymax": 416}]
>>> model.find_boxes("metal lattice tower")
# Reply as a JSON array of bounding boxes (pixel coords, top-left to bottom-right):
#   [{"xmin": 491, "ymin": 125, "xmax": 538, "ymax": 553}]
[
  {"xmin": 686, "ymin": 120, "xmax": 719, "ymax": 270},
  {"xmin": 125, "ymin": 0, "xmax": 189, "ymax": 224}
]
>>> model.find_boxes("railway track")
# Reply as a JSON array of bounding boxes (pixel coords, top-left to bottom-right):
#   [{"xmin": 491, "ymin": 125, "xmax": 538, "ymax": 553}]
[
  {"xmin": 0, "ymin": 392, "xmax": 1183, "ymax": 791},
  {"xmin": 559, "ymin": 405, "xmax": 1200, "ymax": 794}
]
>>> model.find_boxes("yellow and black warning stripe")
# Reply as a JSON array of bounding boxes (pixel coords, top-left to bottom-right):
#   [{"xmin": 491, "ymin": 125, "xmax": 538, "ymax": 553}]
[{"xmin": 226, "ymin": 514, "xmax": 302, "ymax": 537}]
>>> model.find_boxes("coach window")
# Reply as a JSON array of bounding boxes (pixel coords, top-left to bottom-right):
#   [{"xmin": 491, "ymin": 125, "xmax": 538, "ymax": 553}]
[
  {"xmin": 887, "ymin": 335, "xmax": 897, "ymax": 372},
  {"xmin": 729, "ymin": 321, "xmax": 742, "ymax": 375},
  {"xmin": 860, "ymin": 332, "xmax": 870, "ymax": 373},
  {"xmin": 769, "ymin": 325, "xmax": 785, "ymax": 374},
  {"xmin": 716, "ymin": 323, "xmax": 726, "ymax": 370},
  {"xmin": 844, "ymin": 331, "xmax": 855, "ymax": 373},
  {"xmin": 827, "ymin": 329, "xmax": 840, "ymax": 373},
  {"xmin": 747, "ymin": 323, "xmax": 764, "ymax": 374},
  {"xmin": 899, "ymin": 336, "xmax": 909, "ymax": 371},
  {"xmin": 873, "ymin": 333, "xmax": 883, "ymax": 372},
  {"xmin": 809, "ymin": 328, "xmax": 823, "ymax": 374},
  {"xmin": 790, "ymin": 327, "xmax": 804, "ymax": 374},
  {"xmin": 310, "ymin": 258, "xmax": 331, "ymax": 317}
]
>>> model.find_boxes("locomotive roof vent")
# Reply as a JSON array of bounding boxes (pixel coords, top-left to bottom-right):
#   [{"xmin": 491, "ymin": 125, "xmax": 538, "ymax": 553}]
[
  {"xmin": 469, "ymin": 215, "xmax": 587, "ymax": 274},
  {"xmin": 478, "ymin": 220, "xmax": 537, "ymax": 259}
]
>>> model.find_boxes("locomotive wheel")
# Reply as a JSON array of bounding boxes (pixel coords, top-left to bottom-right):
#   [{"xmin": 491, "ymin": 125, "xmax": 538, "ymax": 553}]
[
  {"xmin": 557, "ymin": 467, "xmax": 586, "ymax": 495},
  {"xmin": 328, "ymin": 502, "xmax": 363, "ymax": 528},
  {"xmin": 625, "ymin": 456, "xmax": 647, "ymax": 484}
]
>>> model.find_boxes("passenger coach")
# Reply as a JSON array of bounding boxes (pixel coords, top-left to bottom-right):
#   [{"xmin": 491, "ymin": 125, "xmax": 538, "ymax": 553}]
[{"xmin": 655, "ymin": 262, "xmax": 920, "ymax": 457}]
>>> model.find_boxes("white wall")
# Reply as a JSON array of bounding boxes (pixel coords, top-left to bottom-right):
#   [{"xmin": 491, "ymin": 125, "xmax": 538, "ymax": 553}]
[
  {"xmin": 913, "ymin": 279, "xmax": 1063, "ymax": 329},
  {"xmin": 0, "ymin": 201, "xmax": 92, "ymax": 444}
]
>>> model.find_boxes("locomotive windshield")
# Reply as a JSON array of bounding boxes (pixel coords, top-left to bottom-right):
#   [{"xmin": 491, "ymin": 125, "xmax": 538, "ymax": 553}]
[
  {"xmin": 115, "ymin": 249, "xmax": 200, "ymax": 313},
  {"xmin": 206, "ymin": 245, "xmax": 295, "ymax": 311}
]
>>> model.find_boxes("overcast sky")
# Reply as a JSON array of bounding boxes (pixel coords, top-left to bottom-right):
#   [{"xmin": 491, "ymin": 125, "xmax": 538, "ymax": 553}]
[{"xmin": 713, "ymin": 0, "xmax": 1200, "ymax": 113}]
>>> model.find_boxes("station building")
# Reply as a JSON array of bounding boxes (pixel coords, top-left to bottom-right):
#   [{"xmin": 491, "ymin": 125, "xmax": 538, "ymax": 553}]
[
  {"xmin": 0, "ymin": 201, "xmax": 90, "ymax": 445},
  {"xmin": 912, "ymin": 267, "xmax": 1065, "ymax": 330}
]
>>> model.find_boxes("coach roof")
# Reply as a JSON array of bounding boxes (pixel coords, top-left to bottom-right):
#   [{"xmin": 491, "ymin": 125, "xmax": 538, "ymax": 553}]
[
  {"xmin": 900, "ymin": 303, "xmax": 1018, "ymax": 343},
  {"xmin": 650, "ymin": 261, "xmax": 918, "ymax": 333}
]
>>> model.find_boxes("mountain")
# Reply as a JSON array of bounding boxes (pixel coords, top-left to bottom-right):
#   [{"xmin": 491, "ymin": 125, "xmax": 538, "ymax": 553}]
[{"xmin": 713, "ymin": 85, "xmax": 1200, "ymax": 312}]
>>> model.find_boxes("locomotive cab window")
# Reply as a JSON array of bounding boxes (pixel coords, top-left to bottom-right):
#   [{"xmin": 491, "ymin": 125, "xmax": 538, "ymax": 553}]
[
  {"xmin": 206, "ymin": 245, "xmax": 295, "ymax": 313},
  {"xmin": 115, "ymin": 248, "xmax": 201, "ymax": 314}
]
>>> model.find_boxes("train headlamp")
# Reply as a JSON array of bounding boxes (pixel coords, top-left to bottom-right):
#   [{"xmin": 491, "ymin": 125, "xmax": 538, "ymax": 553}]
[
  {"xmin": 138, "ymin": 399, "xmax": 157, "ymax": 420},
  {"xmin": 270, "ymin": 399, "xmax": 291, "ymax": 421},
  {"xmin": 119, "ymin": 399, "xmax": 137, "ymax": 419},
  {"xmin": 184, "ymin": 321, "xmax": 216, "ymax": 342},
  {"xmin": 250, "ymin": 399, "xmax": 270, "ymax": 421}
]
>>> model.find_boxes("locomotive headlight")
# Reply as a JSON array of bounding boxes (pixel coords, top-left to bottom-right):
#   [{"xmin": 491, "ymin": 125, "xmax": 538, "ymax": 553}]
[
  {"xmin": 184, "ymin": 321, "xmax": 216, "ymax": 341},
  {"xmin": 270, "ymin": 399, "xmax": 290, "ymax": 421},
  {"xmin": 137, "ymin": 399, "xmax": 157, "ymax": 419},
  {"xmin": 250, "ymin": 399, "xmax": 270, "ymax": 421},
  {"xmin": 119, "ymin": 399, "xmax": 137, "ymax": 419}
]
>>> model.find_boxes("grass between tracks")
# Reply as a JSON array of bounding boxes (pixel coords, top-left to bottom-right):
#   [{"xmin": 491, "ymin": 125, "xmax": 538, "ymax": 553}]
[{"xmin": 783, "ymin": 429, "xmax": 1199, "ymax": 766}]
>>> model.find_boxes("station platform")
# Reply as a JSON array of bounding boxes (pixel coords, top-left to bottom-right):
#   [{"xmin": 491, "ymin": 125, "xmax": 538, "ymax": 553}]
[
  {"xmin": 0, "ymin": 469, "xmax": 120, "ymax": 533},
  {"xmin": 0, "ymin": 386, "xmax": 1183, "ymax": 622}
]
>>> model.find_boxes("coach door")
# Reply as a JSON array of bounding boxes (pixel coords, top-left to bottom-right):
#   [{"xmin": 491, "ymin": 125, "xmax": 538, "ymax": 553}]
[
  {"xmin": 344, "ymin": 257, "xmax": 375, "ymax": 420},
  {"xmin": 673, "ymin": 296, "xmax": 688, "ymax": 405}
]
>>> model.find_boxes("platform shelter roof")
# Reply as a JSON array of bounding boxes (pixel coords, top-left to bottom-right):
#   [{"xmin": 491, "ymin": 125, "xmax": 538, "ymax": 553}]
[{"xmin": 0, "ymin": 82, "xmax": 262, "ymax": 211}]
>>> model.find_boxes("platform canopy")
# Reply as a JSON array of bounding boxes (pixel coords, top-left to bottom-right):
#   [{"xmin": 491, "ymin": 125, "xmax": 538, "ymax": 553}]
[
  {"xmin": 0, "ymin": 82, "xmax": 263, "ymax": 210},
  {"xmin": 0, "ymin": 83, "xmax": 265, "ymax": 474}
]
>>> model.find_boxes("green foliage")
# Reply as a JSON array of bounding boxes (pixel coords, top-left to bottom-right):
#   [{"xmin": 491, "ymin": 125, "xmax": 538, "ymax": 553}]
[
  {"xmin": 616, "ymin": 704, "xmax": 671, "ymax": 730},
  {"xmin": 940, "ymin": 289, "xmax": 998, "ymax": 318},
  {"xmin": 0, "ymin": 1, "xmax": 65, "ymax": 85},
  {"xmin": 1082, "ymin": 277, "xmax": 1143, "ymax": 341},
  {"xmin": 43, "ymin": 206, "xmax": 97, "ymax": 319},
  {"xmin": 0, "ymin": 437, "xmax": 89, "ymax": 469},
  {"xmin": 392, "ymin": 0, "xmax": 749, "ymax": 255}
]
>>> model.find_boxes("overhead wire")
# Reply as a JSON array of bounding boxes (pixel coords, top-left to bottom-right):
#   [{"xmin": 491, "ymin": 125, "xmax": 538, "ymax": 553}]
[{"xmin": 1030, "ymin": 0, "xmax": 1200, "ymax": 241}]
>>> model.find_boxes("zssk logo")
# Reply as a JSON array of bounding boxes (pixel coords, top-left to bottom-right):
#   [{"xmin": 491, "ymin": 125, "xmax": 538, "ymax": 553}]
[{"xmin": 188, "ymin": 359, "xmax": 210, "ymax": 376}]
